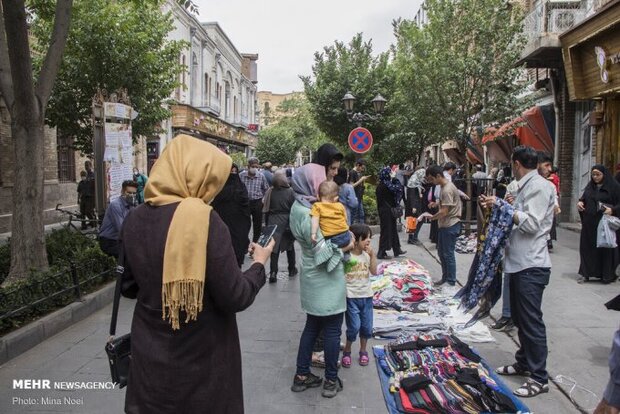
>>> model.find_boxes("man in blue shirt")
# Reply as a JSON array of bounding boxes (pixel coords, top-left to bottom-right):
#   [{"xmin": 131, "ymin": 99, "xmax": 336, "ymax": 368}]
[
  {"xmin": 99, "ymin": 180, "xmax": 138, "ymax": 258},
  {"xmin": 240, "ymin": 157, "xmax": 269, "ymax": 243}
]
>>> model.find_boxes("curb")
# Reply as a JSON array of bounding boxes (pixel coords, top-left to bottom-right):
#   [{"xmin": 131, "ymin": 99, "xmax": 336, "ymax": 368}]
[{"xmin": 0, "ymin": 282, "xmax": 115, "ymax": 366}]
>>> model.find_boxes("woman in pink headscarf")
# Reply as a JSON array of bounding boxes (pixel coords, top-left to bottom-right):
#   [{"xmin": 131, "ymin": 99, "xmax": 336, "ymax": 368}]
[{"xmin": 288, "ymin": 162, "xmax": 353, "ymax": 398}]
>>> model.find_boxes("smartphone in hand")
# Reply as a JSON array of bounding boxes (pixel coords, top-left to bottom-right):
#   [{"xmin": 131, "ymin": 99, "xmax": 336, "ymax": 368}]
[{"xmin": 257, "ymin": 225, "xmax": 278, "ymax": 247}]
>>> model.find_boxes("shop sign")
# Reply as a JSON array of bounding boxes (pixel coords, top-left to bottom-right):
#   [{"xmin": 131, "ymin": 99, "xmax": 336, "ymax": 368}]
[{"xmin": 594, "ymin": 46, "xmax": 620, "ymax": 84}]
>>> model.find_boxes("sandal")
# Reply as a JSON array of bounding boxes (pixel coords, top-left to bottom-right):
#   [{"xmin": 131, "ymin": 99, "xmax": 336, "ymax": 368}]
[
  {"xmin": 359, "ymin": 351, "xmax": 369, "ymax": 366},
  {"xmin": 513, "ymin": 379, "xmax": 549, "ymax": 398},
  {"xmin": 495, "ymin": 363, "xmax": 531, "ymax": 376},
  {"xmin": 341, "ymin": 352, "xmax": 352, "ymax": 368}
]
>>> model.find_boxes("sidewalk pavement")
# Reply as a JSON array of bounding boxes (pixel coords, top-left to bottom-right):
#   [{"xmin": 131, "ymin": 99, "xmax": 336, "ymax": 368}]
[{"xmin": 0, "ymin": 224, "xmax": 610, "ymax": 413}]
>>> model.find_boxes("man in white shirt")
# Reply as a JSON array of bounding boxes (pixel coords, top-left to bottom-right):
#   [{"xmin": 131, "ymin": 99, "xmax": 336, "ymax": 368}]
[{"xmin": 480, "ymin": 146, "xmax": 556, "ymax": 398}]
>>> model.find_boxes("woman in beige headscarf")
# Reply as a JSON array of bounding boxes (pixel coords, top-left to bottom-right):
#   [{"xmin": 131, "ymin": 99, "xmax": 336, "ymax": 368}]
[{"xmin": 120, "ymin": 134, "xmax": 274, "ymax": 414}]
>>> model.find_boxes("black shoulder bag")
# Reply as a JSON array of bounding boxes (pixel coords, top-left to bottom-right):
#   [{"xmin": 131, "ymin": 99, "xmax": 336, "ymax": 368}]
[{"xmin": 105, "ymin": 244, "xmax": 131, "ymax": 388}]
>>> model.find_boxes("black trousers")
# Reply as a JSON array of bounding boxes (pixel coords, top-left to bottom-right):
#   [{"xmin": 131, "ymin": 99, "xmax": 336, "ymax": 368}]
[
  {"xmin": 249, "ymin": 199, "xmax": 263, "ymax": 243},
  {"xmin": 98, "ymin": 237, "xmax": 119, "ymax": 259},
  {"xmin": 79, "ymin": 196, "xmax": 96, "ymax": 228},
  {"xmin": 509, "ymin": 267, "xmax": 550, "ymax": 384},
  {"xmin": 270, "ymin": 249, "xmax": 296, "ymax": 275},
  {"xmin": 378, "ymin": 208, "xmax": 401, "ymax": 254}
]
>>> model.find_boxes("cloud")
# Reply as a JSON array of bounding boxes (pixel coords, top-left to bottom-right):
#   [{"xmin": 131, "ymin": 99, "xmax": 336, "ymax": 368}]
[{"xmin": 194, "ymin": 0, "xmax": 421, "ymax": 92}]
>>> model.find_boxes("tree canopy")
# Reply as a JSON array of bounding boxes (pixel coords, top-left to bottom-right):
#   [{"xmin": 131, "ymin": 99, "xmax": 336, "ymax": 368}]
[
  {"xmin": 31, "ymin": 0, "xmax": 186, "ymax": 154},
  {"xmin": 256, "ymin": 96, "xmax": 329, "ymax": 166},
  {"xmin": 301, "ymin": 34, "xmax": 393, "ymax": 152},
  {"xmin": 392, "ymin": 0, "xmax": 528, "ymax": 149}
]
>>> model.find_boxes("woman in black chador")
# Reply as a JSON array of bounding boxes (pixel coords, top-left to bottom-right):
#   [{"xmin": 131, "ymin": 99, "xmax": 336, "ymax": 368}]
[
  {"xmin": 578, "ymin": 164, "xmax": 620, "ymax": 284},
  {"xmin": 212, "ymin": 164, "xmax": 251, "ymax": 267}
]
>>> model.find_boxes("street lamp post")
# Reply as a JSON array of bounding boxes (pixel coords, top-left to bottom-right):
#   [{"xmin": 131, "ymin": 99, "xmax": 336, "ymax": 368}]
[{"xmin": 342, "ymin": 91, "xmax": 387, "ymax": 126}]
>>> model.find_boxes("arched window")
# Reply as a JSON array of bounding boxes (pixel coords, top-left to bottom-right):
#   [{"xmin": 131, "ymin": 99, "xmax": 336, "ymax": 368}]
[{"xmin": 224, "ymin": 81, "xmax": 231, "ymax": 120}]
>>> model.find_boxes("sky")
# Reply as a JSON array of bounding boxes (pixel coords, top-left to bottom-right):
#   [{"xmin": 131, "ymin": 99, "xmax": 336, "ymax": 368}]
[{"xmin": 195, "ymin": 0, "xmax": 422, "ymax": 93}]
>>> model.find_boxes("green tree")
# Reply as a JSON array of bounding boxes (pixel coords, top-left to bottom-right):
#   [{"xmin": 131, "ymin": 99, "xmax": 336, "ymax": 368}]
[
  {"xmin": 31, "ymin": 0, "xmax": 186, "ymax": 154},
  {"xmin": 0, "ymin": 0, "xmax": 73, "ymax": 283},
  {"xmin": 301, "ymin": 34, "xmax": 394, "ymax": 150},
  {"xmin": 256, "ymin": 96, "xmax": 329, "ymax": 166},
  {"xmin": 393, "ymin": 0, "xmax": 527, "ymax": 151},
  {"xmin": 392, "ymin": 0, "xmax": 527, "ymax": 223}
]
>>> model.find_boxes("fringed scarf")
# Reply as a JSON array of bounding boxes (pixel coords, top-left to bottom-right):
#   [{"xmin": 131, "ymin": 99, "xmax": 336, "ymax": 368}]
[{"xmin": 144, "ymin": 134, "xmax": 232, "ymax": 330}]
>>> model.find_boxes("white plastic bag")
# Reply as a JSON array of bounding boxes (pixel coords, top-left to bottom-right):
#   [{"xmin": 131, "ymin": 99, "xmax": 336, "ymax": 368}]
[{"xmin": 597, "ymin": 215, "xmax": 620, "ymax": 248}]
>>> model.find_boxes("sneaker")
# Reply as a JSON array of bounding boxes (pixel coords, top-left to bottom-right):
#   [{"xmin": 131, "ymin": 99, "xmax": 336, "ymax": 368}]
[
  {"xmin": 291, "ymin": 373, "xmax": 323, "ymax": 392},
  {"xmin": 491, "ymin": 317, "xmax": 512, "ymax": 331},
  {"xmin": 321, "ymin": 377, "xmax": 343, "ymax": 398}
]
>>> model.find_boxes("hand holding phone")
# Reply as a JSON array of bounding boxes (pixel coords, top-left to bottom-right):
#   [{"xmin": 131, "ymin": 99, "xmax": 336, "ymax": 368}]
[{"xmin": 257, "ymin": 225, "xmax": 277, "ymax": 247}]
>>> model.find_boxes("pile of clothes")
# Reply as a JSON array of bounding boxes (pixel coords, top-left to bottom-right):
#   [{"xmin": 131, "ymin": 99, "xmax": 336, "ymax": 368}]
[
  {"xmin": 456, "ymin": 233, "xmax": 478, "ymax": 254},
  {"xmin": 370, "ymin": 260, "xmax": 495, "ymax": 343},
  {"xmin": 372, "ymin": 260, "xmax": 433, "ymax": 312},
  {"xmin": 375, "ymin": 333, "xmax": 524, "ymax": 414}
]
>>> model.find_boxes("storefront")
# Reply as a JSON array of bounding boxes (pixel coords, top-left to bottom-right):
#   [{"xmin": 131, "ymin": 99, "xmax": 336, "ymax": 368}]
[
  {"xmin": 561, "ymin": 0, "xmax": 620, "ymax": 170},
  {"xmin": 170, "ymin": 104, "xmax": 258, "ymax": 156}
]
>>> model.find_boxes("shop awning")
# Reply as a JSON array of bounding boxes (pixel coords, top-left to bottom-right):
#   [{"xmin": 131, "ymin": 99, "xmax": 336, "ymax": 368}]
[{"xmin": 482, "ymin": 105, "xmax": 555, "ymax": 155}]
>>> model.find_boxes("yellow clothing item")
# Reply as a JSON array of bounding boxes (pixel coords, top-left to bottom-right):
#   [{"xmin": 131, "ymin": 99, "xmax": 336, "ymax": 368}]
[
  {"xmin": 310, "ymin": 202, "xmax": 349, "ymax": 237},
  {"xmin": 144, "ymin": 134, "xmax": 232, "ymax": 330}
]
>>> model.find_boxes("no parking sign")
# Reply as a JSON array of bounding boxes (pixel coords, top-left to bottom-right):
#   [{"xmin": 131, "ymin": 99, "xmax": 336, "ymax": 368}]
[{"xmin": 348, "ymin": 127, "xmax": 373, "ymax": 154}]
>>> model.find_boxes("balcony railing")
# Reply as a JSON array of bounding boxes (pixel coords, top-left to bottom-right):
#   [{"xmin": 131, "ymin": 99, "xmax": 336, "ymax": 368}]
[{"xmin": 522, "ymin": 0, "xmax": 596, "ymax": 42}]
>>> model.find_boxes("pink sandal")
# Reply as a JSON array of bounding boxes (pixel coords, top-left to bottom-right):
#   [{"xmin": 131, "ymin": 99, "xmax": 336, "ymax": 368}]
[
  {"xmin": 359, "ymin": 351, "xmax": 369, "ymax": 366},
  {"xmin": 341, "ymin": 352, "xmax": 352, "ymax": 368}
]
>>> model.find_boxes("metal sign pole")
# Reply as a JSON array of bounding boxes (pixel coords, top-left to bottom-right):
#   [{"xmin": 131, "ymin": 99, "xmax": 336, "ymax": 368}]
[{"xmin": 92, "ymin": 98, "xmax": 106, "ymax": 220}]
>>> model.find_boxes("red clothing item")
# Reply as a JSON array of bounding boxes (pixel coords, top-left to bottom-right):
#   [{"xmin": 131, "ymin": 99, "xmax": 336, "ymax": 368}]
[{"xmin": 548, "ymin": 173, "xmax": 560, "ymax": 195}]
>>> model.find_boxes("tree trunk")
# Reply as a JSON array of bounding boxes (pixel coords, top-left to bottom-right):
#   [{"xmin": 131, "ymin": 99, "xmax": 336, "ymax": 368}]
[{"xmin": 5, "ymin": 114, "xmax": 49, "ymax": 284}]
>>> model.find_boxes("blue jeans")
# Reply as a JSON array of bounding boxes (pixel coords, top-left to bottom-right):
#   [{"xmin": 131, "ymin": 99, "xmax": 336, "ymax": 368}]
[
  {"xmin": 437, "ymin": 222, "xmax": 461, "ymax": 285},
  {"xmin": 296, "ymin": 313, "xmax": 344, "ymax": 381},
  {"xmin": 345, "ymin": 297, "xmax": 373, "ymax": 342},
  {"xmin": 328, "ymin": 231, "xmax": 351, "ymax": 248},
  {"xmin": 351, "ymin": 200, "xmax": 365, "ymax": 224},
  {"xmin": 501, "ymin": 273, "xmax": 511, "ymax": 318},
  {"xmin": 509, "ymin": 267, "xmax": 550, "ymax": 384}
]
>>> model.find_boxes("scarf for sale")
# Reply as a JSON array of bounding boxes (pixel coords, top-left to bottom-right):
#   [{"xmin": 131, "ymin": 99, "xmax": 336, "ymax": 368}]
[
  {"xmin": 144, "ymin": 134, "xmax": 232, "ymax": 330},
  {"xmin": 455, "ymin": 198, "xmax": 515, "ymax": 325}
]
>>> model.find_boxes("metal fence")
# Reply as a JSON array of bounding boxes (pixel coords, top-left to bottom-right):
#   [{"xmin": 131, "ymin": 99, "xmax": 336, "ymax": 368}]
[{"xmin": 0, "ymin": 261, "xmax": 115, "ymax": 324}]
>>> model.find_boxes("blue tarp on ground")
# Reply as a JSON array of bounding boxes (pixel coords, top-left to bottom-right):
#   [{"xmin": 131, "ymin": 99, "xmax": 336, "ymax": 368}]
[{"xmin": 373, "ymin": 346, "xmax": 531, "ymax": 414}]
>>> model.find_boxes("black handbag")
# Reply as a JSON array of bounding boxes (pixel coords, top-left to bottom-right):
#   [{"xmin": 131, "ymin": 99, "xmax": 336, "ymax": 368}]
[
  {"xmin": 391, "ymin": 205, "xmax": 404, "ymax": 219},
  {"xmin": 105, "ymin": 244, "xmax": 131, "ymax": 388}
]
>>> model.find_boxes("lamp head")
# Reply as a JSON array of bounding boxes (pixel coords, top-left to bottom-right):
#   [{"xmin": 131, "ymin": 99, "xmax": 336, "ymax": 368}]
[
  {"xmin": 342, "ymin": 91, "xmax": 356, "ymax": 112},
  {"xmin": 372, "ymin": 94, "xmax": 387, "ymax": 113}
]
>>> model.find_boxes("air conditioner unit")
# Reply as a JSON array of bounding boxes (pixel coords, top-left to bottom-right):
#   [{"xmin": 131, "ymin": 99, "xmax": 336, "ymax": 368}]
[{"xmin": 548, "ymin": 8, "xmax": 586, "ymax": 32}]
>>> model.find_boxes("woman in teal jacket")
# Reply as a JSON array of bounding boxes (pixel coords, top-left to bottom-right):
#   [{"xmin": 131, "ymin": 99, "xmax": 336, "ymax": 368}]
[{"xmin": 289, "ymin": 163, "xmax": 352, "ymax": 398}]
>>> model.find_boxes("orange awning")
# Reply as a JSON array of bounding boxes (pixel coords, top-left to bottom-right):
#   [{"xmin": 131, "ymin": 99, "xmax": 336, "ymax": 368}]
[{"xmin": 482, "ymin": 106, "xmax": 554, "ymax": 155}]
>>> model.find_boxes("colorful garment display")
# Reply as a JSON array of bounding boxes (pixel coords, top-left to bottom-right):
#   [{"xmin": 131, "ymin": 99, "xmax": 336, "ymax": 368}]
[
  {"xmin": 375, "ymin": 333, "xmax": 525, "ymax": 414},
  {"xmin": 373, "ymin": 260, "xmax": 433, "ymax": 312},
  {"xmin": 456, "ymin": 199, "xmax": 514, "ymax": 324}
]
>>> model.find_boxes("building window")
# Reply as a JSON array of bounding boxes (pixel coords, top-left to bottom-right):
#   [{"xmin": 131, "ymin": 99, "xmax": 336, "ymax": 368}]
[
  {"xmin": 225, "ymin": 82, "xmax": 231, "ymax": 119},
  {"xmin": 57, "ymin": 135, "xmax": 76, "ymax": 183},
  {"xmin": 204, "ymin": 73, "xmax": 209, "ymax": 106}
]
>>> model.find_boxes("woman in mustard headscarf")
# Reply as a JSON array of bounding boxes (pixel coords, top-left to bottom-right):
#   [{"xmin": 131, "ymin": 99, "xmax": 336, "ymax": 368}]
[{"xmin": 120, "ymin": 135, "xmax": 274, "ymax": 414}]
